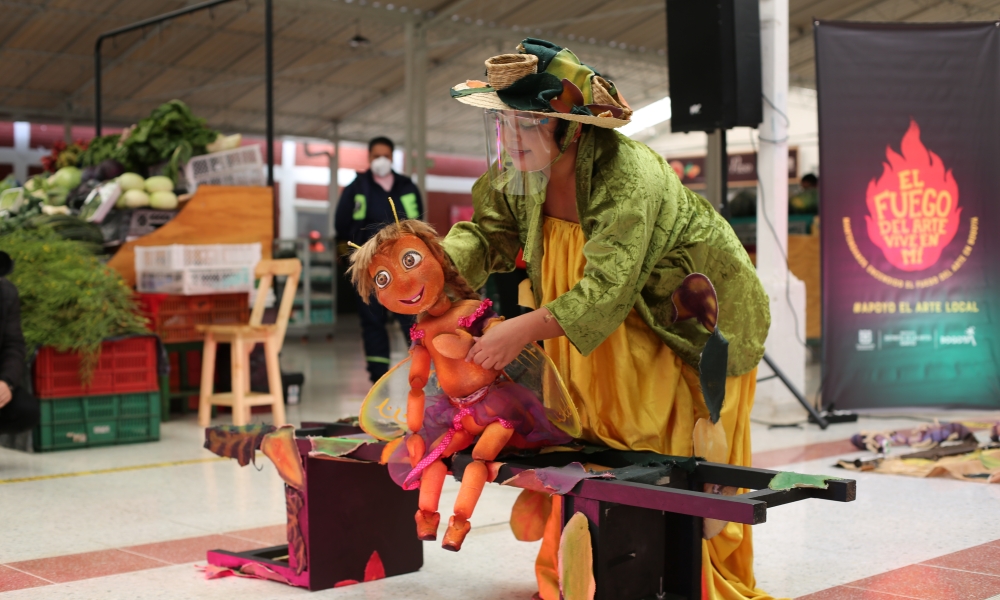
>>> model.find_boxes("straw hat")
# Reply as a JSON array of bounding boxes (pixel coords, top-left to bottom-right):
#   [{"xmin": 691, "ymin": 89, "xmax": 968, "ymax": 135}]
[{"xmin": 451, "ymin": 39, "xmax": 632, "ymax": 129}]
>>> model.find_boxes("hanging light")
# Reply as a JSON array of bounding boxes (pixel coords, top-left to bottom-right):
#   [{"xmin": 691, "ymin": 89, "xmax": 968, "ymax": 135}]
[{"xmin": 349, "ymin": 20, "xmax": 371, "ymax": 48}]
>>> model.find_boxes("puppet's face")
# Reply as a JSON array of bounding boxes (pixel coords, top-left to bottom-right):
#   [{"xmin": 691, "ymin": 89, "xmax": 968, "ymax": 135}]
[{"xmin": 369, "ymin": 235, "xmax": 445, "ymax": 315}]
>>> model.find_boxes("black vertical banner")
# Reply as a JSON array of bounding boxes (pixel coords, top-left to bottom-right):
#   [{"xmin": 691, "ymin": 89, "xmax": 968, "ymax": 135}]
[{"xmin": 816, "ymin": 22, "xmax": 1000, "ymax": 410}]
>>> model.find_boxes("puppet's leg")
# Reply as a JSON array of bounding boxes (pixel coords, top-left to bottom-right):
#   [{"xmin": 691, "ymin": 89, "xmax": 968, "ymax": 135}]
[
  {"xmin": 442, "ymin": 421, "xmax": 514, "ymax": 551},
  {"xmin": 415, "ymin": 459, "xmax": 446, "ymax": 540}
]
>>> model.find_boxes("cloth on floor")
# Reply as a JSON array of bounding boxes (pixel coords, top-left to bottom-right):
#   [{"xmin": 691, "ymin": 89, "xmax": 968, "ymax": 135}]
[{"xmin": 839, "ymin": 447, "xmax": 1000, "ymax": 484}]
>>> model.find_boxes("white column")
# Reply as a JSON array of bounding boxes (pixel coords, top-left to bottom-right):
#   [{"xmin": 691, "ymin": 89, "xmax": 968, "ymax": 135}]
[
  {"xmin": 755, "ymin": 0, "xmax": 807, "ymax": 419},
  {"xmin": 328, "ymin": 122, "xmax": 340, "ymax": 240},
  {"xmin": 403, "ymin": 21, "xmax": 415, "ymax": 177},
  {"xmin": 279, "ymin": 138, "xmax": 298, "ymax": 240},
  {"xmin": 414, "ymin": 25, "xmax": 428, "ymax": 200},
  {"xmin": 13, "ymin": 122, "xmax": 31, "ymax": 183},
  {"xmin": 705, "ymin": 130, "xmax": 723, "ymax": 209}
]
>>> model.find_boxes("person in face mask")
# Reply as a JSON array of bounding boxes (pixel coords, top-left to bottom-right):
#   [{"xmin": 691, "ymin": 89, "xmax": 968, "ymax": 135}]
[{"xmin": 335, "ymin": 136, "xmax": 425, "ymax": 383}]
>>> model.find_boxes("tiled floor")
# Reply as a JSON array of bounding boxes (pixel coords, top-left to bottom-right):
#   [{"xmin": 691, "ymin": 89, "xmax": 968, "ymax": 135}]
[{"xmin": 1, "ymin": 318, "xmax": 998, "ymax": 599}]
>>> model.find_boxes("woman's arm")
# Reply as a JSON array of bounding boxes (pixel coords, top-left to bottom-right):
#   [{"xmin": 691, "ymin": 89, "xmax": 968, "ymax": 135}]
[
  {"xmin": 441, "ymin": 175, "xmax": 521, "ymax": 290},
  {"xmin": 465, "ymin": 307, "xmax": 563, "ymax": 370}
]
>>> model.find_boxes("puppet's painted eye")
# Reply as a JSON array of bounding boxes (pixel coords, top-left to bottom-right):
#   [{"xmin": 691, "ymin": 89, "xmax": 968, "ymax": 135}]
[
  {"xmin": 401, "ymin": 250, "xmax": 422, "ymax": 270},
  {"xmin": 374, "ymin": 270, "xmax": 392, "ymax": 289}
]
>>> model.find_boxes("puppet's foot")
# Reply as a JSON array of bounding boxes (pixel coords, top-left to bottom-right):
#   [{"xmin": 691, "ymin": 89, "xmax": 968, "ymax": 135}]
[
  {"xmin": 415, "ymin": 510, "xmax": 440, "ymax": 541},
  {"xmin": 441, "ymin": 515, "xmax": 471, "ymax": 552}
]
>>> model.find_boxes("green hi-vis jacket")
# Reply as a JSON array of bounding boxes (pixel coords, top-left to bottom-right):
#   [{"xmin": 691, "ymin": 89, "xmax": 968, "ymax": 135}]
[{"xmin": 442, "ymin": 127, "xmax": 770, "ymax": 377}]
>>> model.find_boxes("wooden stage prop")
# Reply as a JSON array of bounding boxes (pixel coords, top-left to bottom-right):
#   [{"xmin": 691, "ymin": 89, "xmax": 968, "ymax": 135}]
[{"xmin": 204, "ymin": 422, "xmax": 855, "ymax": 598}]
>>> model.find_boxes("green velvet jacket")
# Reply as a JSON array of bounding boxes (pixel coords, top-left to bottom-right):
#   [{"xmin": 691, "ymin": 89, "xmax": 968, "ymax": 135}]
[{"xmin": 442, "ymin": 127, "xmax": 770, "ymax": 376}]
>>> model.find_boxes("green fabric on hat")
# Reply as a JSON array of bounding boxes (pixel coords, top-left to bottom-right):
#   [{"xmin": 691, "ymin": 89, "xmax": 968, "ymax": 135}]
[
  {"xmin": 499, "ymin": 39, "xmax": 602, "ymax": 113},
  {"xmin": 542, "ymin": 48, "xmax": 596, "ymax": 105},
  {"xmin": 496, "ymin": 73, "xmax": 563, "ymax": 112},
  {"xmin": 519, "ymin": 38, "xmax": 564, "ymax": 72}
]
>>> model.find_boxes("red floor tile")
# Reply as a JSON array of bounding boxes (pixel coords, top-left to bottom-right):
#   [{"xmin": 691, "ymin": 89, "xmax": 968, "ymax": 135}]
[
  {"xmin": 922, "ymin": 542, "xmax": 1000, "ymax": 577},
  {"xmin": 847, "ymin": 564, "xmax": 1000, "ymax": 600},
  {"xmin": 124, "ymin": 534, "xmax": 263, "ymax": 564},
  {"xmin": 797, "ymin": 585, "xmax": 921, "ymax": 599},
  {"xmin": 227, "ymin": 524, "xmax": 287, "ymax": 546},
  {"xmin": 0, "ymin": 565, "xmax": 50, "ymax": 592},
  {"xmin": 753, "ymin": 438, "xmax": 859, "ymax": 469},
  {"xmin": 7, "ymin": 549, "xmax": 167, "ymax": 584}
]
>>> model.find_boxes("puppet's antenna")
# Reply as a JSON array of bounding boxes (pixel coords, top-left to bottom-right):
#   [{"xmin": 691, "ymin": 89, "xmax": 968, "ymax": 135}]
[
  {"xmin": 347, "ymin": 241, "xmax": 362, "ymax": 250},
  {"xmin": 387, "ymin": 197, "xmax": 400, "ymax": 226}
]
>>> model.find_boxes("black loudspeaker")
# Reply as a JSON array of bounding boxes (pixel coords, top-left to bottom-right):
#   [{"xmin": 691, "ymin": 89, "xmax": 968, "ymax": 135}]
[{"xmin": 666, "ymin": 0, "xmax": 763, "ymax": 132}]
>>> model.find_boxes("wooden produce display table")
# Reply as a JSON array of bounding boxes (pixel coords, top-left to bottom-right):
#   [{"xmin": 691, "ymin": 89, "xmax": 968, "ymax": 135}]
[{"xmin": 108, "ymin": 185, "xmax": 274, "ymax": 287}]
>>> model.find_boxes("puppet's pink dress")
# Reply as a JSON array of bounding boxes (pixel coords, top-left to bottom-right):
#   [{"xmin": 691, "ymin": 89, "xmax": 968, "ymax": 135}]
[{"xmin": 385, "ymin": 300, "xmax": 572, "ymax": 490}]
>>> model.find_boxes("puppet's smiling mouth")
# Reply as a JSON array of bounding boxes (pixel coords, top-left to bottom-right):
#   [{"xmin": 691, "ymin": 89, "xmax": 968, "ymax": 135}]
[{"xmin": 399, "ymin": 286, "xmax": 425, "ymax": 305}]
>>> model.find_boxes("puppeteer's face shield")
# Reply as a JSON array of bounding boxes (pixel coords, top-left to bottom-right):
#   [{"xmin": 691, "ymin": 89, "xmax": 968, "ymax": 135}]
[{"xmin": 484, "ymin": 109, "xmax": 562, "ymax": 196}]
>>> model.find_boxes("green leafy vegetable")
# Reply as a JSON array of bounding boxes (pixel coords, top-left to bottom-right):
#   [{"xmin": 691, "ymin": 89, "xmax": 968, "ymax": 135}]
[
  {"xmin": 0, "ymin": 230, "xmax": 147, "ymax": 380},
  {"xmin": 80, "ymin": 134, "xmax": 123, "ymax": 168},
  {"xmin": 80, "ymin": 100, "xmax": 218, "ymax": 183}
]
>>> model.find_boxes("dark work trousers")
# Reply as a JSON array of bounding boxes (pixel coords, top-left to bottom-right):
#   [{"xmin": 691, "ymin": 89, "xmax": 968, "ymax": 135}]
[
  {"xmin": 355, "ymin": 288, "xmax": 416, "ymax": 383},
  {"xmin": 0, "ymin": 387, "xmax": 39, "ymax": 435}
]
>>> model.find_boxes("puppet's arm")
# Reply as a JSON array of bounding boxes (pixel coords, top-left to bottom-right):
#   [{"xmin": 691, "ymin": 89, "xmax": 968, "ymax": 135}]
[{"xmin": 407, "ymin": 344, "xmax": 431, "ymax": 433}]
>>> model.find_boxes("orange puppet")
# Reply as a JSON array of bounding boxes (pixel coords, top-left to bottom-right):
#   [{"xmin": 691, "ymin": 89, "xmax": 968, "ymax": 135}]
[{"xmin": 347, "ymin": 215, "xmax": 578, "ymax": 552}]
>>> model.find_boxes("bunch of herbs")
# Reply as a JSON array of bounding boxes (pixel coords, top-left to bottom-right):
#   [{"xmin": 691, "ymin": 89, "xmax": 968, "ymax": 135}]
[{"xmin": 0, "ymin": 230, "xmax": 147, "ymax": 381}]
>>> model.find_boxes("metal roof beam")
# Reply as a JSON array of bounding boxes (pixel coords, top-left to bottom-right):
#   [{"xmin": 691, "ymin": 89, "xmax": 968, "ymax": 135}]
[{"xmin": 528, "ymin": 4, "xmax": 663, "ymax": 30}]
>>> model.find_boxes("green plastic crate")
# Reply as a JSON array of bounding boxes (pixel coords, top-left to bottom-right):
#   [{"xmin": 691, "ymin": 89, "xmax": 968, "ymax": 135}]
[{"xmin": 34, "ymin": 391, "xmax": 161, "ymax": 452}]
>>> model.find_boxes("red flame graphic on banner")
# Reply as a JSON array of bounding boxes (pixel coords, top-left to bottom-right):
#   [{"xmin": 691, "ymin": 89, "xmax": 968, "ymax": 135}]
[{"xmin": 865, "ymin": 120, "xmax": 961, "ymax": 271}]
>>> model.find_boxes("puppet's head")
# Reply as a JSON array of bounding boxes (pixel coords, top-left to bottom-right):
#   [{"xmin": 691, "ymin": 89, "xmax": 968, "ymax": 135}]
[{"xmin": 347, "ymin": 220, "xmax": 479, "ymax": 314}]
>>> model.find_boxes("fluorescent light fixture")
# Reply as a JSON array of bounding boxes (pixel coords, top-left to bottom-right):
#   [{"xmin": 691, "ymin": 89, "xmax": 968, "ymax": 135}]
[{"xmin": 619, "ymin": 96, "xmax": 672, "ymax": 137}]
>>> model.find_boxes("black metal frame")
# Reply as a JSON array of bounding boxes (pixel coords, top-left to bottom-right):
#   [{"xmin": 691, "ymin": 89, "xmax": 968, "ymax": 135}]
[
  {"xmin": 93, "ymin": 0, "xmax": 275, "ymax": 188},
  {"xmin": 761, "ymin": 353, "xmax": 829, "ymax": 428},
  {"xmin": 452, "ymin": 450, "xmax": 853, "ymax": 600}
]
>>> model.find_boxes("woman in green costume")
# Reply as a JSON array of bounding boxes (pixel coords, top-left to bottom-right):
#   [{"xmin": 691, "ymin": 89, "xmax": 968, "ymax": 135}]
[{"xmin": 442, "ymin": 39, "xmax": 776, "ymax": 600}]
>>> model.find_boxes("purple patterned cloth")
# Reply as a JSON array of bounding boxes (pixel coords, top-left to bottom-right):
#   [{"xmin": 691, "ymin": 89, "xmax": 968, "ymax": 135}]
[{"xmin": 387, "ymin": 379, "xmax": 573, "ymax": 488}]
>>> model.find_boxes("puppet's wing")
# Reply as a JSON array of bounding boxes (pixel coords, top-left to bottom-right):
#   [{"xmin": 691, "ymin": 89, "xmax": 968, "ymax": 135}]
[
  {"xmin": 359, "ymin": 358, "xmax": 444, "ymax": 441},
  {"xmin": 504, "ymin": 343, "xmax": 582, "ymax": 439}
]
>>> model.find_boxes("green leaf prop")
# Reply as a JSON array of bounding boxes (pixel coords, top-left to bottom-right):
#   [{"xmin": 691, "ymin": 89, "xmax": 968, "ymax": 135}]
[
  {"xmin": 768, "ymin": 471, "xmax": 834, "ymax": 491},
  {"xmin": 0, "ymin": 230, "xmax": 148, "ymax": 381},
  {"xmin": 700, "ymin": 328, "xmax": 729, "ymax": 424}
]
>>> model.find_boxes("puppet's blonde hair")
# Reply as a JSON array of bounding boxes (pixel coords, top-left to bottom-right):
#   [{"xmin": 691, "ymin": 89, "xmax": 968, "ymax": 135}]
[{"xmin": 347, "ymin": 220, "xmax": 480, "ymax": 303}]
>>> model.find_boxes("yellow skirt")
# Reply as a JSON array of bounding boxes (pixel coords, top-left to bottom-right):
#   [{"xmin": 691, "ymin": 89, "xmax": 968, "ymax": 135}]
[{"xmin": 530, "ymin": 217, "xmax": 781, "ymax": 600}]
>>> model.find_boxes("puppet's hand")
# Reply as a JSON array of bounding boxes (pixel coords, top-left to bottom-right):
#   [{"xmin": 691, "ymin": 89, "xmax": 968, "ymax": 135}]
[{"xmin": 465, "ymin": 318, "xmax": 526, "ymax": 371}]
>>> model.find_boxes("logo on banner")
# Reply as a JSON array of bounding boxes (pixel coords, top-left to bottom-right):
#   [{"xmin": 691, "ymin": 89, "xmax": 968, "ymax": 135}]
[
  {"xmin": 865, "ymin": 120, "xmax": 961, "ymax": 270},
  {"xmin": 842, "ymin": 120, "xmax": 979, "ymax": 289},
  {"xmin": 856, "ymin": 329, "xmax": 875, "ymax": 351},
  {"xmin": 939, "ymin": 326, "xmax": 976, "ymax": 347}
]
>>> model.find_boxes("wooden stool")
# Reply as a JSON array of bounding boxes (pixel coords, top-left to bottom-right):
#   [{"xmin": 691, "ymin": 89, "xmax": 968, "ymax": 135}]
[{"xmin": 197, "ymin": 259, "xmax": 301, "ymax": 427}]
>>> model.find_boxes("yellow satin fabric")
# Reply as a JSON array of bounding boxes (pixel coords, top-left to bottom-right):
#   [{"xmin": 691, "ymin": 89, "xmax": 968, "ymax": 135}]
[{"xmin": 533, "ymin": 217, "xmax": 783, "ymax": 600}]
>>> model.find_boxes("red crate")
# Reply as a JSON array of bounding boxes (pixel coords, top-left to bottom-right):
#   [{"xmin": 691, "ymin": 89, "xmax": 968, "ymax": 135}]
[
  {"xmin": 138, "ymin": 293, "xmax": 249, "ymax": 343},
  {"xmin": 34, "ymin": 337, "xmax": 159, "ymax": 399}
]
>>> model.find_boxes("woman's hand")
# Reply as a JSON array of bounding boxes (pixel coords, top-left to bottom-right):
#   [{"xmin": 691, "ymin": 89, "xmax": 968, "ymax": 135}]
[
  {"xmin": 465, "ymin": 318, "xmax": 526, "ymax": 371},
  {"xmin": 465, "ymin": 307, "xmax": 565, "ymax": 371}
]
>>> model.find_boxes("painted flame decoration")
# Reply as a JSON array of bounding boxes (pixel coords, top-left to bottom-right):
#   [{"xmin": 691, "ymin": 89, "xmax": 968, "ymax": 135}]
[{"xmin": 865, "ymin": 120, "xmax": 961, "ymax": 271}]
